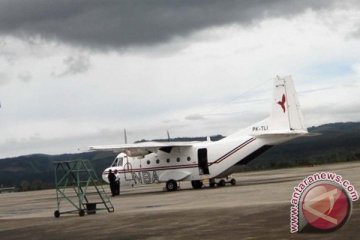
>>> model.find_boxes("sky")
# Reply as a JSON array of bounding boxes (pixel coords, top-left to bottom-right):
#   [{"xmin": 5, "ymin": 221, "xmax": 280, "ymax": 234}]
[{"xmin": 0, "ymin": 0, "xmax": 360, "ymax": 158}]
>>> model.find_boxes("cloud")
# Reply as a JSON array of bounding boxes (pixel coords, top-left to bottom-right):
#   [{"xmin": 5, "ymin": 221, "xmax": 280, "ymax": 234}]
[
  {"xmin": 56, "ymin": 54, "xmax": 91, "ymax": 77},
  {"xmin": 0, "ymin": 2, "xmax": 360, "ymax": 158},
  {"xmin": 0, "ymin": 72, "xmax": 10, "ymax": 85},
  {"xmin": 185, "ymin": 114, "xmax": 206, "ymax": 121},
  {"xmin": 17, "ymin": 71, "xmax": 32, "ymax": 82},
  {"xmin": 0, "ymin": 0, "xmax": 339, "ymax": 50}
]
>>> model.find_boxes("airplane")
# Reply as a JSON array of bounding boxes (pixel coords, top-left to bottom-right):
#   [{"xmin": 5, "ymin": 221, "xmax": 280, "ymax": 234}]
[{"xmin": 90, "ymin": 76, "xmax": 308, "ymax": 191}]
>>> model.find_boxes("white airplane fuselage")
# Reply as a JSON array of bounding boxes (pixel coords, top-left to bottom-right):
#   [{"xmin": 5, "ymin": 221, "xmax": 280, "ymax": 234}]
[
  {"xmin": 95, "ymin": 76, "xmax": 308, "ymax": 191},
  {"xmin": 102, "ymin": 133, "xmax": 297, "ymax": 186}
]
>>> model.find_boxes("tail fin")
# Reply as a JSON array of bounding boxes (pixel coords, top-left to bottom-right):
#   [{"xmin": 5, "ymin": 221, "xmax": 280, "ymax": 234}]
[
  {"xmin": 225, "ymin": 75, "xmax": 306, "ymax": 140},
  {"xmin": 269, "ymin": 75, "xmax": 305, "ymax": 132}
]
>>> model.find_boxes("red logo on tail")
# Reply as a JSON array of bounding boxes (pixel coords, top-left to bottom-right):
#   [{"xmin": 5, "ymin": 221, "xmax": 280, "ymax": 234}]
[{"xmin": 277, "ymin": 94, "xmax": 286, "ymax": 113}]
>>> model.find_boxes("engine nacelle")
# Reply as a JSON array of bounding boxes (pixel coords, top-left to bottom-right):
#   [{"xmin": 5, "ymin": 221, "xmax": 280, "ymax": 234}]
[{"xmin": 125, "ymin": 149, "xmax": 151, "ymax": 157}]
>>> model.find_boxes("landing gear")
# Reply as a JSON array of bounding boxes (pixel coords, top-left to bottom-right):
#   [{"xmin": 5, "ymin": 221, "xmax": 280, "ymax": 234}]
[
  {"xmin": 213, "ymin": 177, "xmax": 237, "ymax": 187},
  {"xmin": 217, "ymin": 178, "xmax": 236, "ymax": 187},
  {"xmin": 218, "ymin": 179, "xmax": 226, "ymax": 187},
  {"xmin": 209, "ymin": 179, "xmax": 216, "ymax": 188},
  {"xmin": 166, "ymin": 180, "xmax": 178, "ymax": 191},
  {"xmin": 191, "ymin": 180, "xmax": 203, "ymax": 189}
]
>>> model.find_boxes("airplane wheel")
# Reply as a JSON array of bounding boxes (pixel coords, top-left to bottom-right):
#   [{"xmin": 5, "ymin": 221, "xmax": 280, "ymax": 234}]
[
  {"xmin": 209, "ymin": 179, "xmax": 216, "ymax": 188},
  {"xmin": 166, "ymin": 180, "xmax": 178, "ymax": 192},
  {"xmin": 230, "ymin": 178, "xmax": 236, "ymax": 186},
  {"xmin": 79, "ymin": 209, "xmax": 85, "ymax": 217},
  {"xmin": 218, "ymin": 179, "xmax": 226, "ymax": 187},
  {"xmin": 191, "ymin": 180, "xmax": 203, "ymax": 189},
  {"xmin": 54, "ymin": 210, "xmax": 60, "ymax": 218}
]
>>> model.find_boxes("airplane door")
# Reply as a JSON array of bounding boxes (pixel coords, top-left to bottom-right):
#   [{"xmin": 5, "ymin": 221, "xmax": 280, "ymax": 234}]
[
  {"xmin": 198, "ymin": 148, "xmax": 209, "ymax": 175},
  {"xmin": 124, "ymin": 156, "xmax": 133, "ymax": 181}
]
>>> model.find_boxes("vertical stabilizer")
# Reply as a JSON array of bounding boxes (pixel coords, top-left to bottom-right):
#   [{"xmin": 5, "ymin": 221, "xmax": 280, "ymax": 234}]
[
  {"xmin": 225, "ymin": 75, "xmax": 306, "ymax": 140},
  {"xmin": 269, "ymin": 76, "xmax": 305, "ymax": 132}
]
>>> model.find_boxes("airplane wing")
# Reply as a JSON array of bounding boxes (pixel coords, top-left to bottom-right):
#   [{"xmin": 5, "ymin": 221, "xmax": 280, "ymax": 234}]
[{"xmin": 89, "ymin": 141, "xmax": 195, "ymax": 157}]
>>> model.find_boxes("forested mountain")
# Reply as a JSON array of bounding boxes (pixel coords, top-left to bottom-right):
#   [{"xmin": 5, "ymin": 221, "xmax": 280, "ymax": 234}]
[
  {"xmin": 0, "ymin": 122, "xmax": 359, "ymax": 190},
  {"xmin": 248, "ymin": 122, "xmax": 360, "ymax": 169},
  {"xmin": 0, "ymin": 151, "xmax": 117, "ymax": 190}
]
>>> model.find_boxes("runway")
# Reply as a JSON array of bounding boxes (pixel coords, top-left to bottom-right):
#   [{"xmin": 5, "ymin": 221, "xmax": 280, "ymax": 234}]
[{"xmin": 1, "ymin": 161, "xmax": 359, "ymax": 239}]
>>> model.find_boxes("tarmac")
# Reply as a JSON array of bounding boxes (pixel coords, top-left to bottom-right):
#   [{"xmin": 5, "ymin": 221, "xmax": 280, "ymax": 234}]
[{"xmin": 0, "ymin": 161, "xmax": 360, "ymax": 240}]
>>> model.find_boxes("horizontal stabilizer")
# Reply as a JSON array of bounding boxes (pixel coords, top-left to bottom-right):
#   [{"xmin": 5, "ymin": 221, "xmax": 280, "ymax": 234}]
[{"xmin": 255, "ymin": 131, "xmax": 308, "ymax": 138}]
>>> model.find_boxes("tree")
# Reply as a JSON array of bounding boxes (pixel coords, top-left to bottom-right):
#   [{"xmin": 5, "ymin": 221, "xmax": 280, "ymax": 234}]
[{"xmin": 20, "ymin": 180, "xmax": 30, "ymax": 191}]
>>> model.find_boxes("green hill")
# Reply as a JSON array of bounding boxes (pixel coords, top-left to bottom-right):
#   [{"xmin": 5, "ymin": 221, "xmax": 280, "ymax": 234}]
[
  {"xmin": 248, "ymin": 122, "xmax": 360, "ymax": 169},
  {"xmin": 0, "ymin": 122, "xmax": 359, "ymax": 190},
  {"xmin": 0, "ymin": 151, "xmax": 117, "ymax": 190}
]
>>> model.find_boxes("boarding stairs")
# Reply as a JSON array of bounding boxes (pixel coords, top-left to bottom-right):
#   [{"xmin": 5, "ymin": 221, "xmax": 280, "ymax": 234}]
[{"xmin": 54, "ymin": 159, "xmax": 114, "ymax": 217}]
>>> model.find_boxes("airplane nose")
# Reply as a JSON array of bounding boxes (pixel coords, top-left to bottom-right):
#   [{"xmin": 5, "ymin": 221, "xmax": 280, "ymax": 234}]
[{"xmin": 102, "ymin": 170, "xmax": 108, "ymax": 182}]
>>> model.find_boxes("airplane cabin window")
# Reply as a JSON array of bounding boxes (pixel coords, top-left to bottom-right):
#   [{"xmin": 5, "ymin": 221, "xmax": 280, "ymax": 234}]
[
  {"xmin": 176, "ymin": 157, "xmax": 180, "ymax": 162},
  {"xmin": 147, "ymin": 160, "xmax": 150, "ymax": 165},
  {"xmin": 166, "ymin": 159, "xmax": 170, "ymax": 163},
  {"xmin": 187, "ymin": 157, "xmax": 191, "ymax": 161},
  {"xmin": 156, "ymin": 159, "xmax": 160, "ymax": 164}
]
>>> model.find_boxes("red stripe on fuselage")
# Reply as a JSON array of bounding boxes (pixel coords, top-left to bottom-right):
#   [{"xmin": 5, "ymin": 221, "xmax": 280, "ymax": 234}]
[
  {"xmin": 104, "ymin": 137, "xmax": 256, "ymax": 174},
  {"xmin": 106, "ymin": 164, "xmax": 198, "ymax": 174},
  {"xmin": 212, "ymin": 138, "xmax": 256, "ymax": 164}
]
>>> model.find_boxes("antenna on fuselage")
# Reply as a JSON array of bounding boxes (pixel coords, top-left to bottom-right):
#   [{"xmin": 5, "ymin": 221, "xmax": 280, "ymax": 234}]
[
  {"xmin": 167, "ymin": 130, "xmax": 171, "ymax": 142},
  {"xmin": 124, "ymin": 129, "xmax": 128, "ymax": 144}
]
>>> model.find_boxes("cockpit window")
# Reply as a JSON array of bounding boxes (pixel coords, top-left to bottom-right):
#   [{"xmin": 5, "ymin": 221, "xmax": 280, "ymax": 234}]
[
  {"xmin": 117, "ymin": 157, "xmax": 123, "ymax": 166},
  {"xmin": 111, "ymin": 157, "xmax": 123, "ymax": 167},
  {"xmin": 111, "ymin": 158, "xmax": 118, "ymax": 167}
]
